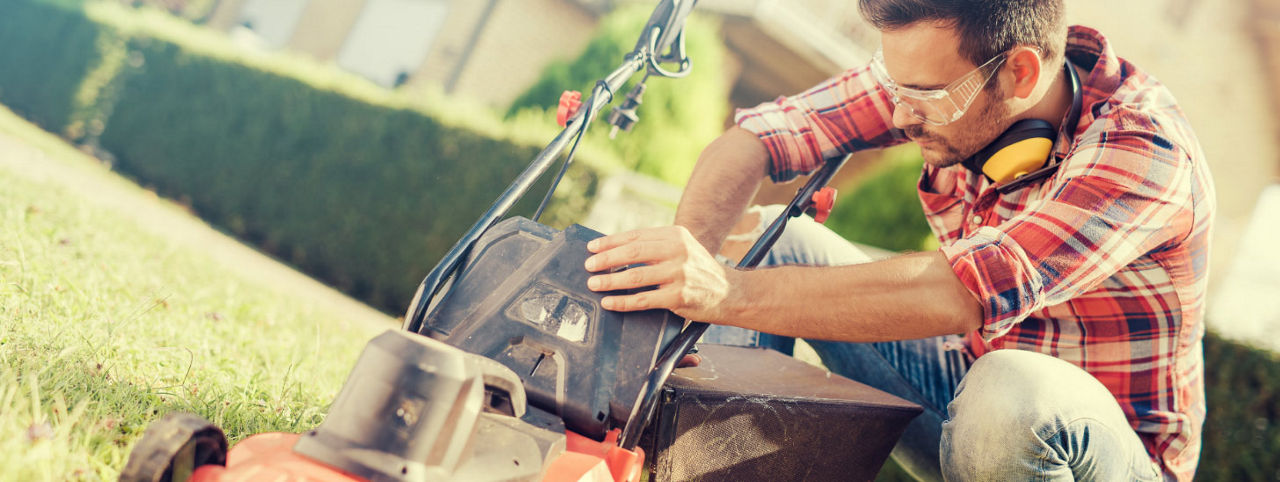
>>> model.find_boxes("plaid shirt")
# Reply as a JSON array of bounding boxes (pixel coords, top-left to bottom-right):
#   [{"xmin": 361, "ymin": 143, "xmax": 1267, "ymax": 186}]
[{"xmin": 736, "ymin": 26, "xmax": 1213, "ymax": 480}]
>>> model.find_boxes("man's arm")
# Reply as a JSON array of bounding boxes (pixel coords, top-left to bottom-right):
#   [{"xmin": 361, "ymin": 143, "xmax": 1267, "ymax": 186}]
[
  {"xmin": 673, "ymin": 126, "xmax": 770, "ymax": 251},
  {"xmin": 585, "ymin": 65, "xmax": 928, "ymax": 341},
  {"xmin": 584, "ymin": 130, "xmax": 1198, "ymax": 344},
  {"xmin": 583, "ymin": 226, "xmax": 982, "ymax": 342},
  {"xmin": 722, "ymin": 251, "xmax": 982, "ymax": 341},
  {"xmin": 679, "ymin": 63, "xmax": 905, "ymax": 251}
]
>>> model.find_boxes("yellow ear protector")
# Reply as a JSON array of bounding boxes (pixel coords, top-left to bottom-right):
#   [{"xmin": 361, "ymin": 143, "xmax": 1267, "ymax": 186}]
[{"xmin": 963, "ymin": 59, "xmax": 1082, "ymax": 192}]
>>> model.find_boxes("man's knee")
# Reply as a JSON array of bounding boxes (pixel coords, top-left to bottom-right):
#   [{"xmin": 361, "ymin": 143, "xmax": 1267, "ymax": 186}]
[{"xmin": 940, "ymin": 350, "xmax": 1125, "ymax": 479}]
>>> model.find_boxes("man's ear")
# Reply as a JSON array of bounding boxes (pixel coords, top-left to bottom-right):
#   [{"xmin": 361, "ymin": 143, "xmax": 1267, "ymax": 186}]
[{"xmin": 1006, "ymin": 47, "xmax": 1042, "ymax": 99}]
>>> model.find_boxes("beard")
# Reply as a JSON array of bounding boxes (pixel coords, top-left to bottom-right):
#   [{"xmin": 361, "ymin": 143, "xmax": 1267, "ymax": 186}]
[{"xmin": 905, "ymin": 94, "xmax": 1011, "ymax": 168}]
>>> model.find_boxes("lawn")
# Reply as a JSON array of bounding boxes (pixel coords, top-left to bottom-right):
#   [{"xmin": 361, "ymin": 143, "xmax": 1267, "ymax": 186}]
[{"xmin": 0, "ymin": 105, "xmax": 392, "ymax": 480}]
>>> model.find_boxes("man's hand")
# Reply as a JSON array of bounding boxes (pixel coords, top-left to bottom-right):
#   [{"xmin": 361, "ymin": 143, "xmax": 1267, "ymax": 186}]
[{"xmin": 584, "ymin": 226, "xmax": 737, "ymax": 322}]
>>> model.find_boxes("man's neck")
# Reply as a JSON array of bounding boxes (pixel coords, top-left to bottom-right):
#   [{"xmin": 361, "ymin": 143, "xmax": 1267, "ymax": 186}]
[{"xmin": 1020, "ymin": 60, "xmax": 1079, "ymax": 132}]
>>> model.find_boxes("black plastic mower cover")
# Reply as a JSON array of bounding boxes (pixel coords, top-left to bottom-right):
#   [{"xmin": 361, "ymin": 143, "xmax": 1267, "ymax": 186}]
[{"xmin": 420, "ymin": 217, "xmax": 683, "ymax": 440}]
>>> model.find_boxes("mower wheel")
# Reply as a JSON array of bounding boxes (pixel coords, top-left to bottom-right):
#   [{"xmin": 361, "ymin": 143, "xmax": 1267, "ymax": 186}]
[{"xmin": 119, "ymin": 412, "xmax": 228, "ymax": 482}]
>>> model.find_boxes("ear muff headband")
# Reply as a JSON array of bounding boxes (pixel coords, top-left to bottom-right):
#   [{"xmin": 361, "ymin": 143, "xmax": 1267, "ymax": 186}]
[{"xmin": 964, "ymin": 59, "xmax": 1083, "ymax": 190}]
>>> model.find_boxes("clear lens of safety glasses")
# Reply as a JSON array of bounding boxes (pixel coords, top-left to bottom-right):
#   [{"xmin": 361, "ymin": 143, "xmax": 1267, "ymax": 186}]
[{"xmin": 870, "ymin": 49, "xmax": 1008, "ymax": 126}]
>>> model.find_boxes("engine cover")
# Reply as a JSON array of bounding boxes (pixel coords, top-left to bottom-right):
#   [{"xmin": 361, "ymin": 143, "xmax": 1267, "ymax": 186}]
[{"xmin": 422, "ymin": 217, "xmax": 683, "ymax": 439}]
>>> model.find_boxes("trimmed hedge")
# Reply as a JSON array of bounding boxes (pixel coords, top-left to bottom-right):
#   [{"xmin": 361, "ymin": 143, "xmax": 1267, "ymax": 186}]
[
  {"xmin": 0, "ymin": 0, "xmax": 109, "ymax": 133},
  {"xmin": 110, "ymin": 26, "xmax": 604, "ymax": 311},
  {"xmin": 100, "ymin": 40, "xmax": 537, "ymax": 309},
  {"xmin": 0, "ymin": 0, "xmax": 612, "ymax": 313}
]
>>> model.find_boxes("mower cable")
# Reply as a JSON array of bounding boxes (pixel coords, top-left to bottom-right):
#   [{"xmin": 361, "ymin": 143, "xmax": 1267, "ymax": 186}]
[{"xmin": 533, "ymin": 79, "xmax": 615, "ymax": 222}]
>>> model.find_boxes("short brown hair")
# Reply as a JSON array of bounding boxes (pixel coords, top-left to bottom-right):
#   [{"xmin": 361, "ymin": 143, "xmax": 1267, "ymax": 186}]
[{"xmin": 858, "ymin": 0, "xmax": 1068, "ymax": 68}]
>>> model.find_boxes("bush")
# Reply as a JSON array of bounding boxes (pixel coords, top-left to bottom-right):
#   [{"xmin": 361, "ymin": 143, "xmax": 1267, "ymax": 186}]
[
  {"xmin": 1199, "ymin": 331, "xmax": 1280, "ymax": 480},
  {"xmin": 0, "ymin": 0, "xmax": 615, "ymax": 313},
  {"xmin": 824, "ymin": 147, "xmax": 936, "ymax": 252},
  {"xmin": 0, "ymin": 0, "xmax": 110, "ymax": 133},
  {"xmin": 507, "ymin": 5, "xmax": 729, "ymax": 186},
  {"xmin": 97, "ymin": 38, "xmax": 581, "ymax": 311}
]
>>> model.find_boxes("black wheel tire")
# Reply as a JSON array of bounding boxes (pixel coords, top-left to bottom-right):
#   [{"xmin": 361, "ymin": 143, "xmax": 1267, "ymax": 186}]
[{"xmin": 119, "ymin": 412, "xmax": 228, "ymax": 482}]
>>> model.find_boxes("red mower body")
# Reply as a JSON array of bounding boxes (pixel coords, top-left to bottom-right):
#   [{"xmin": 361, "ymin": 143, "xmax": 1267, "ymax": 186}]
[{"xmin": 187, "ymin": 430, "xmax": 642, "ymax": 482}]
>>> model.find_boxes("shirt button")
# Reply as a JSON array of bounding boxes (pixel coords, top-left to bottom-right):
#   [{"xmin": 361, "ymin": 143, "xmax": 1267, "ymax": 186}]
[{"xmin": 971, "ymin": 215, "xmax": 983, "ymax": 225}]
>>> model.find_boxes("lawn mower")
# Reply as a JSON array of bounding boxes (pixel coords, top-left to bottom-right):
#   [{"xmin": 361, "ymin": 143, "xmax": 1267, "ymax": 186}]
[{"xmin": 118, "ymin": 1, "xmax": 920, "ymax": 480}]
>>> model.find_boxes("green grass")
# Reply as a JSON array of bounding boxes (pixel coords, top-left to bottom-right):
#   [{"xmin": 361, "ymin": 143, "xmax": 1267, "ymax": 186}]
[{"xmin": 0, "ymin": 105, "xmax": 389, "ymax": 479}]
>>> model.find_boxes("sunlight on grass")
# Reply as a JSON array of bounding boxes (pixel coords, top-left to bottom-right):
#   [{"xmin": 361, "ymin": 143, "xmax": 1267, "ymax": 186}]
[{"xmin": 0, "ymin": 108, "xmax": 385, "ymax": 480}]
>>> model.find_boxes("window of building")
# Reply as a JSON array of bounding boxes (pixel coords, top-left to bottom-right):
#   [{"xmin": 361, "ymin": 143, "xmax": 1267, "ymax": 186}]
[
  {"xmin": 237, "ymin": 0, "xmax": 311, "ymax": 49},
  {"xmin": 336, "ymin": 0, "xmax": 451, "ymax": 88}
]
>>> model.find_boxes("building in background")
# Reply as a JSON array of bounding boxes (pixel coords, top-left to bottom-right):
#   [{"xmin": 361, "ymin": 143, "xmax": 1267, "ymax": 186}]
[{"xmin": 205, "ymin": 0, "xmax": 875, "ymax": 109}]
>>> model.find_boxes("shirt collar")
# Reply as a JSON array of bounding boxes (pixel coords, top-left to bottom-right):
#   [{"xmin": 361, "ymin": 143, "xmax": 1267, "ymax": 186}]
[{"xmin": 1065, "ymin": 25, "xmax": 1126, "ymax": 123}]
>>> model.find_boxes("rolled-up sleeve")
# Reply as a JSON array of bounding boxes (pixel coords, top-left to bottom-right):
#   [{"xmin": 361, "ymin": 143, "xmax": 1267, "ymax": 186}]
[
  {"xmin": 941, "ymin": 131, "xmax": 1195, "ymax": 340},
  {"xmin": 734, "ymin": 64, "xmax": 906, "ymax": 183}
]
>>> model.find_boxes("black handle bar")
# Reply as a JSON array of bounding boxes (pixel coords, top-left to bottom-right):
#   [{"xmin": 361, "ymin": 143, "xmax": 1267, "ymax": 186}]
[{"xmin": 618, "ymin": 154, "xmax": 849, "ymax": 449}]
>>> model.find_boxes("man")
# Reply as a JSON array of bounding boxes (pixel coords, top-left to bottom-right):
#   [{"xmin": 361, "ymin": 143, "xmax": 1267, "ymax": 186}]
[{"xmin": 584, "ymin": 0, "xmax": 1212, "ymax": 480}]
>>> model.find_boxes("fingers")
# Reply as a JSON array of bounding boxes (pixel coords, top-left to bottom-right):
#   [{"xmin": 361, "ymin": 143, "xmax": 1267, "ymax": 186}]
[
  {"xmin": 586, "ymin": 229, "xmax": 644, "ymax": 253},
  {"xmin": 599, "ymin": 286, "xmax": 682, "ymax": 312},
  {"xmin": 676, "ymin": 353, "xmax": 702, "ymax": 368},
  {"xmin": 582, "ymin": 225, "xmax": 724, "ymax": 318},
  {"xmin": 584, "ymin": 238, "xmax": 681, "ymax": 272},
  {"xmin": 586, "ymin": 226, "xmax": 692, "ymax": 254},
  {"xmin": 587, "ymin": 264, "xmax": 674, "ymax": 292}
]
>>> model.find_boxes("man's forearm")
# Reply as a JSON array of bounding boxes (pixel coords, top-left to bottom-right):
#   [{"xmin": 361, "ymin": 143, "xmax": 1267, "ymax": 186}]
[
  {"xmin": 674, "ymin": 127, "xmax": 770, "ymax": 251},
  {"xmin": 720, "ymin": 251, "xmax": 983, "ymax": 342}
]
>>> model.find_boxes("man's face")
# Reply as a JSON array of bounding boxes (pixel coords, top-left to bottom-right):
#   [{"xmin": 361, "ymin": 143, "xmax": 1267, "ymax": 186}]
[{"xmin": 879, "ymin": 23, "xmax": 1013, "ymax": 168}]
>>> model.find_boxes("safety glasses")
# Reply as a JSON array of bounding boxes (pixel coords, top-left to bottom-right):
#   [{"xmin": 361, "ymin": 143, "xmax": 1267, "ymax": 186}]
[{"xmin": 870, "ymin": 48, "xmax": 1008, "ymax": 126}]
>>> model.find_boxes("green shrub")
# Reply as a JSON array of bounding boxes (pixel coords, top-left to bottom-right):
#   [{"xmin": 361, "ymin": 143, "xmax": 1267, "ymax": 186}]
[
  {"xmin": 97, "ymin": 37, "xmax": 575, "ymax": 311},
  {"xmin": 12, "ymin": 0, "xmax": 610, "ymax": 314},
  {"xmin": 0, "ymin": 0, "xmax": 110, "ymax": 133},
  {"xmin": 824, "ymin": 147, "xmax": 936, "ymax": 252},
  {"xmin": 1199, "ymin": 332, "xmax": 1280, "ymax": 480},
  {"xmin": 507, "ymin": 5, "xmax": 729, "ymax": 186}
]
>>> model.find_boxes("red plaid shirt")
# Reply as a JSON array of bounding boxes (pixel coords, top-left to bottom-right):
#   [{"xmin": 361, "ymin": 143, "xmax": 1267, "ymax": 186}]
[{"xmin": 736, "ymin": 26, "xmax": 1212, "ymax": 480}]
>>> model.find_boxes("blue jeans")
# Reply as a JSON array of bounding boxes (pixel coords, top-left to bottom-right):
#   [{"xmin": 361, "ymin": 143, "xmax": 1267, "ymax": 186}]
[{"xmin": 700, "ymin": 205, "xmax": 1164, "ymax": 481}]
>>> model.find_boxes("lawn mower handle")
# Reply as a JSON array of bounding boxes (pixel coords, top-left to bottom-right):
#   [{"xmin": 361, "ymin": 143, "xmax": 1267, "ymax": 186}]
[
  {"xmin": 617, "ymin": 153, "xmax": 849, "ymax": 449},
  {"xmin": 404, "ymin": 0, "xmax": 701, "ymax": 336},
  {"xmin": 402, "ymin": 56, "xmax": 643, "ymax": 335}
]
